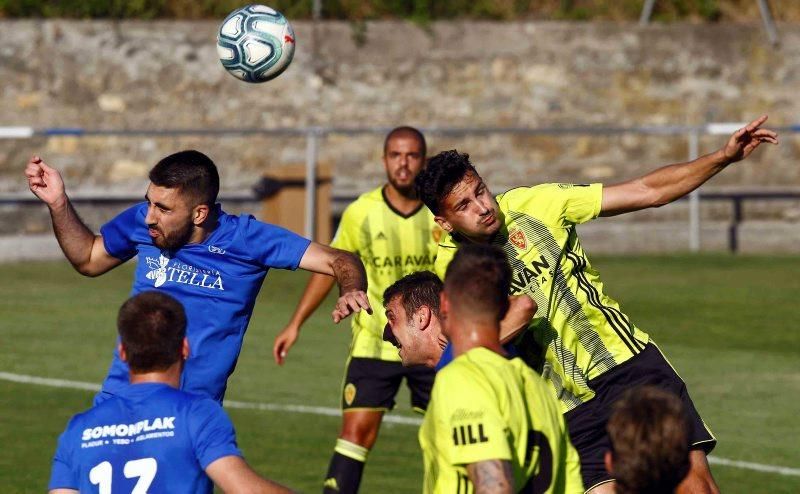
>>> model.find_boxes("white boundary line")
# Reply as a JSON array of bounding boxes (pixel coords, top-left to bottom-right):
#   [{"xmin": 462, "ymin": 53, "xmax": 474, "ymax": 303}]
[{"xmin": 2, "ymin": 371, "xmax": 798, "ymax": 477}]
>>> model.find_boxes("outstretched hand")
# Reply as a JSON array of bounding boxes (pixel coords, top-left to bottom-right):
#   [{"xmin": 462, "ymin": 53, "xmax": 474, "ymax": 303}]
[
  {"xmin": 723, "ymin": 115, "xmax": 779, "ymax": 164},
  {"xmin": 272, "ymin": 325, "xmax": 300, "ymax": 366},
  {"xmin": 25, "ymin": 155, "xmax": 66, "ymax": 207},
  {"xmin": 332, "ymin": 290, "xmax": 372, "ymax": 324}
]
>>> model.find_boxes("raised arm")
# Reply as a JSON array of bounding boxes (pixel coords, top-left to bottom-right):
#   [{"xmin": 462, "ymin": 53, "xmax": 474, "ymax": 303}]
[
  {"xmin": 466, "ymin": 459, "xmax": 515, "ymax": 494},
  {"xmin": 499, "ymin": 295, "xmax": 537, "ymax": 344},
  {"xmin": 600, "ymin": 115, "xmax": 778, "ymax": 217},
  {"xmin": 272, "ymin": 272, "xmax": 336, "ymax": 365},
  {"xmin": 25, "ymin": 156, "xmax": 122, "ymax": 276},
  {"xmin": 206, "ymin": 456, "xmax": 295, "ymax": 494},
  {"xmin": 297, "ymin": 242, "xmax": 372, "ymax": 324}
]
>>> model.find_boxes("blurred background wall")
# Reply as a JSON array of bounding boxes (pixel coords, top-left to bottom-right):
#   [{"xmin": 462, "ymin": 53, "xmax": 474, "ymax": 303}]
[{"xmin": 1, "ymin": 13, "xmax": 798, "ymax": 254}]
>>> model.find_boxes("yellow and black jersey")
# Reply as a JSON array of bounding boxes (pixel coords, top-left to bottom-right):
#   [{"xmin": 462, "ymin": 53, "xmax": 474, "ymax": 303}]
[
  {"xmin": 419, "ymin": 347, "xmax": 584, "ymax": 494},
  {"xmin": 434, "ymin": 184, "xmax": 650, "ymax": 412},
  {"xmin": 332, "ymin": 186, "xmax": 441, "ymax": 361}
]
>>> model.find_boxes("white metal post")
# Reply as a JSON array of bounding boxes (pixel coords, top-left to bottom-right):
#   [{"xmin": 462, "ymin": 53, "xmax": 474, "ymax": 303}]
[
  {"xmin": 639, "ymin": 0, "xmax": 656, "ymax": 25},
  {"xmin": 305, "ymin": 128, "xmax": 320, "ymax": 240},
  {"xmin": 757, "ymin": 0, "xmax": 780, "ymax": 46},
  {"xmin": 688, "ymin": 131, "xmax": 700, "ymax": 252}
]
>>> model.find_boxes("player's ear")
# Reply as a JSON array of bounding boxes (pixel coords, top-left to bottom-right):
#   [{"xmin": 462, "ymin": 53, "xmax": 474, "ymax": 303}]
[
  {"xmin": 417, "ymin": 306, "xmax": 432, "ymax": 330},
  {"xmin": 192, "ymin": 203, "xmax": 210, "ymax": 226},
  {"xmin": 604, "ymin": 450, "xmax": 614, "ymax": 475},
  {"xmin": 434, "ymin": 215, "xmax": 453, "ymax": 233},
  {"xmin": 118, "ymin": 343, "xmax": 127, "ymax": 363},
  {"xmin": 181, "ymin": 337, "xmax": 190, "ymax": 360}
]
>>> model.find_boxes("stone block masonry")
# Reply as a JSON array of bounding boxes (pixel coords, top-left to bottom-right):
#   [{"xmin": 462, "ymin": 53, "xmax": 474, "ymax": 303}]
[{"xmin": 1, "ymin": 20, "xmax": 798, "ymax": 251}]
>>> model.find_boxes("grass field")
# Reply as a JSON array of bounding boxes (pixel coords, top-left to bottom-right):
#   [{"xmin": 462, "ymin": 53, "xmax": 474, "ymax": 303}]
[{"xmin": 1, "ymin": 255, "xmax": 799, "ymax": 493}]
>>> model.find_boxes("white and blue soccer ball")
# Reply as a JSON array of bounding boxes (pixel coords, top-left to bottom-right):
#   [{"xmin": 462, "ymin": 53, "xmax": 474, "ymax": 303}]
[{"xmin": 216, "ymin": 4, "xmax": 296, "ymax": 83}]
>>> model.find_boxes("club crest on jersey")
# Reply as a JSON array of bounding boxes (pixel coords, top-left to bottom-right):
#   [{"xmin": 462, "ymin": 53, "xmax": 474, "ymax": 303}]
[
  {"xmin": 432, "ymin": 228, "xmax": 443, "ymax": 243},
  {"xmin": 144, "ymin": 254, "xmax": 225, "ymax": 291},
  {"xmin": 344, "ymin": 383, "xmax": 357, "ymax": 406},
  {"xmin": 509, "ymin": 228, "xmax": 527, "ymax": 250},
  {"xmin": 145, "ymin": 254, "xmax": 170, "ymax": 287}
]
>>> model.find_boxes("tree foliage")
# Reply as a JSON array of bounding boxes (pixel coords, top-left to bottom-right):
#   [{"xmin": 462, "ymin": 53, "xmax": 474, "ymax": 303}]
[{"xmin": 0, "ymin": 0, "xmax": 790, "ymax": 22}]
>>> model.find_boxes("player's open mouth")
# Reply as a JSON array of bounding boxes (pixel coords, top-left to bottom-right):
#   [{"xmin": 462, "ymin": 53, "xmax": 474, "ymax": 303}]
[{"xmin": 148, "ymin": 228, "xmax": 160, "ymax": 237}]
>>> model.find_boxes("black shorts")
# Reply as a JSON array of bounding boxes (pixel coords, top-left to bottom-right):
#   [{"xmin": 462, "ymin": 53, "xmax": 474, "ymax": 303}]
[
  {"xmin": 341, "ymin": 357, "xmax": 435, "ymax": 413},
  {"xmin": 564, "ymin": 343, "xmax": 716, "ymax": 491}
]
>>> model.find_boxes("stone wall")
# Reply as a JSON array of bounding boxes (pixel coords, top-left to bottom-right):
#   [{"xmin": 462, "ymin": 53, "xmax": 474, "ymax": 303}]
[{"xmin": 1, "ymin": 20, "xmax": 799, "ymax": 251}]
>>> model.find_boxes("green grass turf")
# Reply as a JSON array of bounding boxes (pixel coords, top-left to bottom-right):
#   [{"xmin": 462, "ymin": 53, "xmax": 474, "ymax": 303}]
[{"xmin": 1, "ymin": 255, "xmax": 799, "ymax": 493}]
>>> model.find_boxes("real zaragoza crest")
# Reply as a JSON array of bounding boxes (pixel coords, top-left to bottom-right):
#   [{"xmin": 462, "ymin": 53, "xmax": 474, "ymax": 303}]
[
  {"xmin": 344, "ymin": 383, "xmax": 357, "ymax": 406},
  {"xmin": 509, "ymin": 228, "xmax": 527, "ymax": 250}
]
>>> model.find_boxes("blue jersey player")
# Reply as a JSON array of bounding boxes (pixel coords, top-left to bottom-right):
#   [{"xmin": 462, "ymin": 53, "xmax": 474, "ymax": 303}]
[
  {"xmin": 49, "ymin": 291, "xmax": 293, "ymax": 494},
  {"xmin": 25, "ymin": 150, "xmax": 371, "ymax": 403}
]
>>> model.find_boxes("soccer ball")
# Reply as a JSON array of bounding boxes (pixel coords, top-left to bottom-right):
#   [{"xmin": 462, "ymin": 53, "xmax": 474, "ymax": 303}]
[{"xmin": 216, "ymin": 4, "xmax": 296, "ymax": 83}]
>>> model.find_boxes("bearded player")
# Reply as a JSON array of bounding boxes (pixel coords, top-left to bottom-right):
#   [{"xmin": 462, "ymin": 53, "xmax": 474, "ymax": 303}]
[{"xmin": 273, "ymin": 127, "xmax": 440, "ymax": 493}]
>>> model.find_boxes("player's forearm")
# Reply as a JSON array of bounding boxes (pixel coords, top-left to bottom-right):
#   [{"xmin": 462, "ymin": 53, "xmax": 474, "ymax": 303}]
[
  {"xmin": 499, "ymin": 296, "xmax": 537, "ymax": 344},
  {"xmin": 467, "ymin": 460, "xmax": 514, "ymax": 494},
  {"xmin": 331, "ymin": 250, "xmax": 368, "ymax": 295},
  {"xmin": 209, "ymin": 456, "xmax": 295, "ymax": 494},
  {"xmin": 286, "ymin": 272, "xmax": 337, "ymax": 328},
  {"xmin": 223, "ymin": 476, "xmax": 295, "ymax": 494},
  {"xmin": 48, "ymin": 197, "xmax": 98, "ymax": 273},
  {"xmin": 637, "ymin": 149, "xmax": 729, "ymax": 207}
]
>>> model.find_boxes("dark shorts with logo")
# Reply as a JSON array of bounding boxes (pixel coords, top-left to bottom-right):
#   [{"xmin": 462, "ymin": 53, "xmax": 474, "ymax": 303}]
[
  {"xmin": 341, "ymin": 357, "xmax": 435, "ymax": 412},
  {"xmin": 564, "ymin": 343, "xmax": 716, "ymax": 491}
]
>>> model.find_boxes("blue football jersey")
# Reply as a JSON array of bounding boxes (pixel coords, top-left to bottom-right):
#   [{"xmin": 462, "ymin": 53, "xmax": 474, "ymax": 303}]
[
  {"xmin": 98, "ymin": 203, "xmax": 311, "ymax": 402},
  {"xmin": 49, "ymin": 383, "xmax": 241, "ymax": 493}
]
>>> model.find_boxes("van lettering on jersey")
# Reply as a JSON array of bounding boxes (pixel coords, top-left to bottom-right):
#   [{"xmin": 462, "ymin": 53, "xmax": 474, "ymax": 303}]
[
  {"xmin": 370, "ymin": 254, "xmax": 435, "ymax": 269},
  {"xmin": 509, "ymin": 254, "xmax": 550, "ymax": 295}
]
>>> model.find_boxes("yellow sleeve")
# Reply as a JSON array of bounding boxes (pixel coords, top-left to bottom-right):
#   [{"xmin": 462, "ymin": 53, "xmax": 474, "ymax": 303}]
[
  {"xmin": 433, "ymin": 236, "xmax": 457, "ymax": 280},
  {"xmin": 434, "ymin": 367, "xmax": 512, "ymax": 466},
  {"xmin": 562, "ymin": 429, "xmax": 585, "ymax": 494},
  {"xmin": 330, "ymin": 203, "xmax": 361, "ymax": 253},
  {"xmin": 501, "ymin": 184, "xmax": 602, "ymax": 227}
]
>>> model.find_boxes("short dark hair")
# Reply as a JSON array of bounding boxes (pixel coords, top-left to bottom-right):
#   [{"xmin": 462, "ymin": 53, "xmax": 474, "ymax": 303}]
[
  {"xmin": 415, "ymin": 150, "xmax": 478, "ymax": 215},
  {"xmin": 117, "ymin": 291, "xmax": 187, "ymax": 373},
  {"xmin": 149, "ymin": 150, "xmax": 220, "ymax": 206},
  {"xmin": 444, "ymin": 244, "xmax": 510, "ymax": 322},
  {"xmin": 383, "ymin": 126, "xmax": 427, "ymax": 157},
  {"xmin": 607, "ymin": 386, "xmax": 691, "ymax": 494},
  {"xmin": 383, "ymin": 270, "xmax": 443, "ymax": 319}
]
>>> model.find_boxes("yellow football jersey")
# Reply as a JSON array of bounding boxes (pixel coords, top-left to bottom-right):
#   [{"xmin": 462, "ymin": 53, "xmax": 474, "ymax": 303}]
[
  {"xmin": 419, "ymin": 347, "xmax": 584, "ymax": 494},
  {"xmin": 332, "ymin": 186, "xmax": 441, "ymax": 361},
  {"xmin": 434, "ymin": 184, "xmax": 650, "ymax": 412}
]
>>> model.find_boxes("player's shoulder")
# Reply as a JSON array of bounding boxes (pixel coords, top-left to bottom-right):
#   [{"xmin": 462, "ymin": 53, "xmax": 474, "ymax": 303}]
[
  {"xmin": 436, "ymin": 231, "xmax": 459, "ymax": 250},
  {"xmin": 438, "ymin": 348, "xmax": 502, "ymax": 386},
  {"xmin": 353, "ymin": 186, "xmax": 385, "ymax": 206},
  {"xmin": 496, "ymin": 184, "xmax": 564, "ymax": 206},
  {"xmin": 214, "ymin": 208, "xmax": 305, "ymax": 249},
  {"xmin": 337, "ymin": 186, "xmax": 382, "ymax": 222},
  {"xmin": 175, "ymin": 390, "xmax": 227, "ymax": 417}
]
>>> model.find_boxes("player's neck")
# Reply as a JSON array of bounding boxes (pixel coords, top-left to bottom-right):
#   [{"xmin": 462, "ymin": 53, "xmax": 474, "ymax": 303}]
[
  {"xmin": 383, "ymin": 184, "xmax": 421, "ymax": 216},
  {"xmin": 129, "ymin": 363, "xmax": 182, "ymax": 388},
  {"xmin": 448, "ymin": 315, "xmax": 505, "ymax": 358},
  {"xmin": 188, "ymin": 209, "xmax": 219, "ymax": 244}
]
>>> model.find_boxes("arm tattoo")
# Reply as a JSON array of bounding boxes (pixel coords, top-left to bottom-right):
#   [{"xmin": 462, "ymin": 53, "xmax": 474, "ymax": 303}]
[
  {"xmin": 467, "ymin": 460, "xmax": 514, "ymax": 494},
  {"xmin": 331, "ymin": 250, "xmax": 367, "ymax": 294}
]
